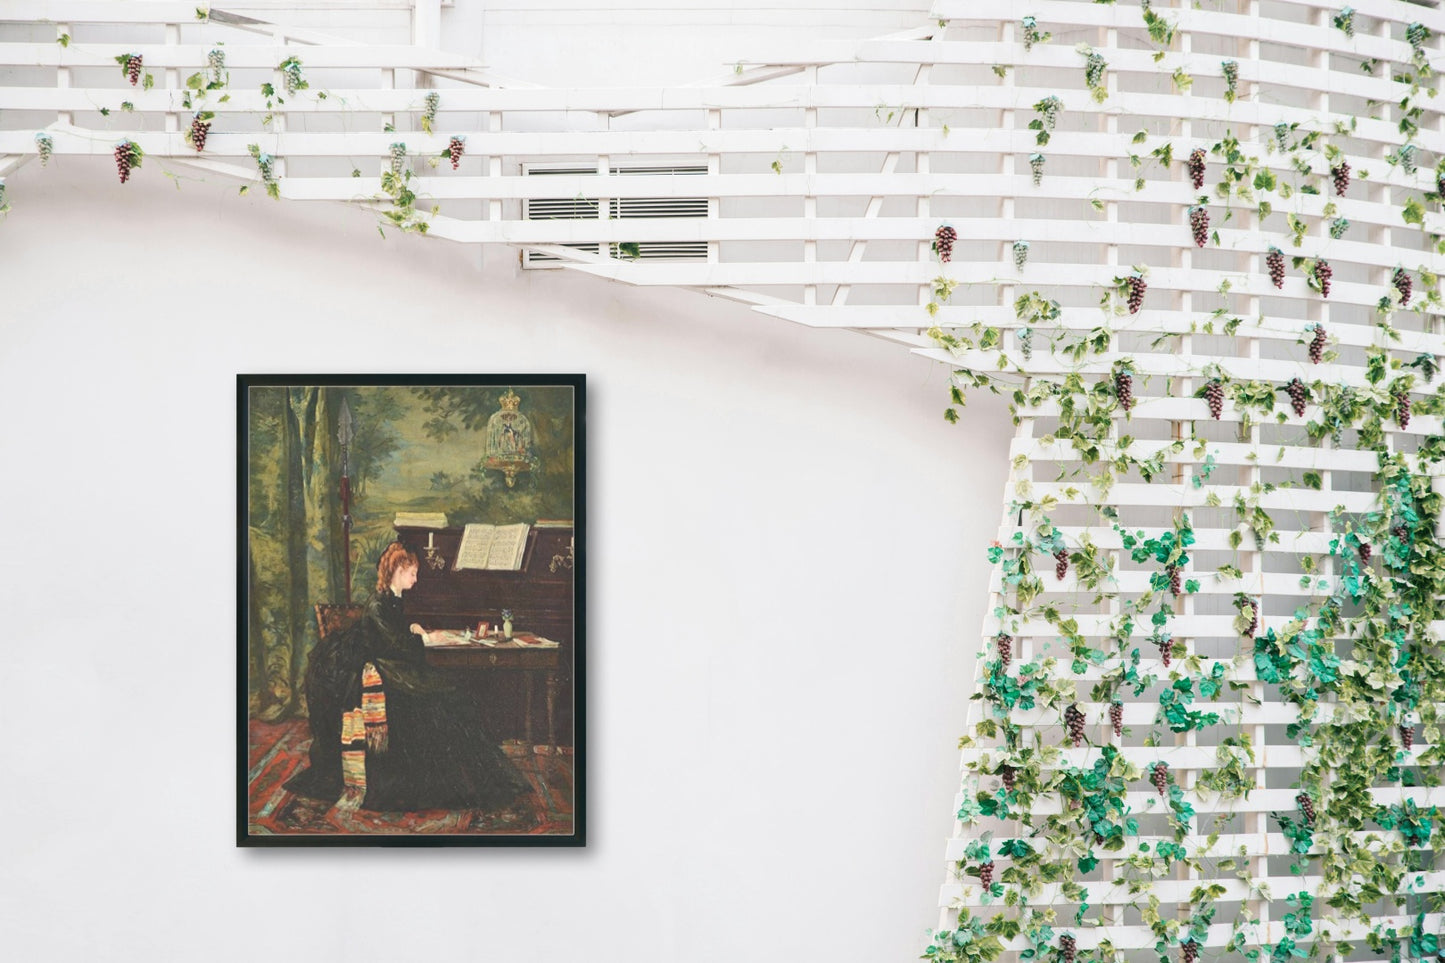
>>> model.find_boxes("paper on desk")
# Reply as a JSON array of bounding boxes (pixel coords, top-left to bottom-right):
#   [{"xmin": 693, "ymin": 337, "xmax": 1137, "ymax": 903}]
[{"xmin": 424, "ymin": 630, "xmax": 498, "ymax": 647}]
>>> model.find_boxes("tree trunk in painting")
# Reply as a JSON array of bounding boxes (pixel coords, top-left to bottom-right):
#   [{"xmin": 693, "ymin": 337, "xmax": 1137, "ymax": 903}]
[
  {"xmin": 247, "ymin": 538, "xmax": 264, "ymax": 716},
  {"xmin": 249, "ymin": 386, "xmax": 344, "ymax": 721}
]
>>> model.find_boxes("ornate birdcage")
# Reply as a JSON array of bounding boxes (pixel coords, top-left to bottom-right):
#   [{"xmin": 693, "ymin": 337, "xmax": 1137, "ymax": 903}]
[{"xmin": 483, "ymin": 388, "xmax": 539, "ymax": 487}]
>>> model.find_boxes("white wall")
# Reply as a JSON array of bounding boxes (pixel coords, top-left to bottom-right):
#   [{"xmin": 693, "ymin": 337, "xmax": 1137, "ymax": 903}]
[{"xmin": 0, "ymin": 157, "xmax": 1010, "ymax": 962}]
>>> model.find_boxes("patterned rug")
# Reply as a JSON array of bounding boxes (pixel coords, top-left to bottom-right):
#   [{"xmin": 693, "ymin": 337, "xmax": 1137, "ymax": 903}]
[{"xmin": 247, "ymin": 718, "xmax": 575, "ymax": 837}]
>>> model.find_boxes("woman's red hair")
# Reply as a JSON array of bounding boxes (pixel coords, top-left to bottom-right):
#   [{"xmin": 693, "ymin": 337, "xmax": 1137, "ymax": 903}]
[{"xmin": 375, "ymin": 542, "xmax": 420, "ymax": 593}]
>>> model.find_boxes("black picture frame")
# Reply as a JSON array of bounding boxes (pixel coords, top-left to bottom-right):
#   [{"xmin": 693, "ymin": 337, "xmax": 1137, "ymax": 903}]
[{"xmin": 238, "ymin": 374, "xmax": 586, "ymax": 847}]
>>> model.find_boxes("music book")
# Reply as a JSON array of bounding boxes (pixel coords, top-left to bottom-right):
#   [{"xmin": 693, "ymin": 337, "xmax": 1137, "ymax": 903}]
[
  {"xmin": 394, "ymin": 512, "xmax": 449, "ymax": 528},
  {"xmin": 453, "ymin": 523, "xmax": 530, "ymax": 571}
]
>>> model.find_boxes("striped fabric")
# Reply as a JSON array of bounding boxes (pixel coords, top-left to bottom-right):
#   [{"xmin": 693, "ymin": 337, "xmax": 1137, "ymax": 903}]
[
  {"xmin": 336, "ymin": 663, "xmax": 389, "ymax": 807},
  {"xmin": 360, "ymin": 662, "xmax": 388, "ymax": 753},
  {"xmin": 339, "ymin": 708, "xmax": 368, "ymax": 810}
]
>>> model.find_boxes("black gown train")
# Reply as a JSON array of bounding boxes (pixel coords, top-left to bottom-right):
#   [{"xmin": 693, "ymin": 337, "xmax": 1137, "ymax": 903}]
[{"xmin": 284, "ymin": 592, "xmax": 530, "ymax": 812}]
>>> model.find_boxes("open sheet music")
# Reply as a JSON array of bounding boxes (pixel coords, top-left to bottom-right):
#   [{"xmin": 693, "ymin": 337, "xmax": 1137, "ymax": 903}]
[{"xmin": 453, "ymin": 523, "xmax": 531, "ymax": 571}]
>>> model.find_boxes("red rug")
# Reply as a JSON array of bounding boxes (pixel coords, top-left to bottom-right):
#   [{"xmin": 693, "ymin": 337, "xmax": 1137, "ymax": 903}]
[{"xmin": 247, "ymin": 718, "xmax": 575, "ymax": 837}]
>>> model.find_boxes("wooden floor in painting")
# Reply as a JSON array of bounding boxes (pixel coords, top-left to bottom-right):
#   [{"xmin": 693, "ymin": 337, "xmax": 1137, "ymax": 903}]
[{"xmin": 247, "ymin": 719, "xmax": 575, "ymax": 837}]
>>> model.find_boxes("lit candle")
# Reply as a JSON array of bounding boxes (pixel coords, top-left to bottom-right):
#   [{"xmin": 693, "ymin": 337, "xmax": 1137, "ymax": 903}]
[{"xmin": 427, "ymin": 532, "xmax": 434, "ymax": 549}]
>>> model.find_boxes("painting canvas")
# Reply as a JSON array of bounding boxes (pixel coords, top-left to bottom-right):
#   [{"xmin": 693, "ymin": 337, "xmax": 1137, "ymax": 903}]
[{"xmin": 238, "ymin": 375, "xmax": 585, "ymax": 846}]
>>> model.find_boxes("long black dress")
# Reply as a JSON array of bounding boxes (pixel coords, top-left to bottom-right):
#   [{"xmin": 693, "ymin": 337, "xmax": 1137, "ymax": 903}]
[{"xmin": 284, "ymin": 591, "xmax": 530, "ymax": 812}]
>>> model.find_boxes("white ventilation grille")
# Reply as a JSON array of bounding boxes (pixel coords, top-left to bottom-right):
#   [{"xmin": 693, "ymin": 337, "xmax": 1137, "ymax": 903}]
[{"xmin": 523, "ymin": 165, "xmax": 708, "ymax": 266}]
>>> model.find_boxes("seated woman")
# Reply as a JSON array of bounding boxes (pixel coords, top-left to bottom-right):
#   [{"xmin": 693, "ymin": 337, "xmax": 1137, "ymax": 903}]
[{"xmin": 285, "ymin": 542, "xmax": 530, "ymax": 812}]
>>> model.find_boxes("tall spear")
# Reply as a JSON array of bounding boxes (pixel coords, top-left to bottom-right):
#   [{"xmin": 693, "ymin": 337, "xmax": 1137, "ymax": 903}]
[{"xmin": 338, "ymin": 397, "xmax": 355, "ymax": 605}]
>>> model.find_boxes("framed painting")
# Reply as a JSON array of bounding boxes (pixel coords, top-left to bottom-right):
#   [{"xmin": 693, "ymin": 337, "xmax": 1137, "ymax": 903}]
[{"xmin": 238, "ymin": 374, "xmax": 585, "ymax": 846}]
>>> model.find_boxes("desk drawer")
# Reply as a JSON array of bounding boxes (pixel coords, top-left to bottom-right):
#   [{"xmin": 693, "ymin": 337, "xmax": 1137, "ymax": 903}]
[{"xmin": 426, "ymin": 647, "xmax": 559, "ymax": 670}]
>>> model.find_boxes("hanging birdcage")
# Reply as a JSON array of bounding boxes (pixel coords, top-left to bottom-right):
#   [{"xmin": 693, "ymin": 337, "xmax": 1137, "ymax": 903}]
[{"xmin": 483, "ymin": 388, "xmax": 539, "ymax": 487}]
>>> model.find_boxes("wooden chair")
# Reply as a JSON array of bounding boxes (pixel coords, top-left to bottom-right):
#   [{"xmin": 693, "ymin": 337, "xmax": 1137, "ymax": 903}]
[{"xmin": 314, "ymin": 603, "xmax": 365, "ymax": 639}]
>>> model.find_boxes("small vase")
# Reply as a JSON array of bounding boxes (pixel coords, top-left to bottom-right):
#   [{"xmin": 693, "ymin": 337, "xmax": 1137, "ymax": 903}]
[{"xmin": 502, "ymin": 619, "xmax": 513, "ymax": 640}]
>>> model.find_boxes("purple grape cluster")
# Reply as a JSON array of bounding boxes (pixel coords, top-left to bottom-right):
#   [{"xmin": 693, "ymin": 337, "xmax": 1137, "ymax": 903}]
[
  {"xmin": 1205, "ymin": 380, "xmax": 1224, "ymax": 420},
  {"xmin": 1182, "ymin": 941, "xmax": 1199, "ymax": 963},
  {"xmin": 1157, "ymin": 638, "xmax": 1173, "ymax": 667},
  {"xmin": 189, "ymin": 115, "xmax": 210, "ymax": 153},
  {"xmin": 1394, "ymin": 267, "xmax": 1413, "ymax": 306},
  {"xmin": 1393, "ymin": 524, "xmax": 1409, "ymax": 543},
  {"xmin": 1189, "ymin": 206, "xmax": 1209, "ymax": 247},
  {"xmin": 1187, "ymin": 148, "xmax": 1206, "ymax": 190},
  {"xmin": 978, "ymin": 860, "xmax": 995, "ymax": 889},
  {"xmin": 114, "ymin": 141, "xmax": 135, "ymax": 183},
  {"xmin": 448, "ymin": 136, "xmax": 465, "ymax": 170},
  {"xmin": 1296, "ymin": 792, "xmax": 1316, "ymax": 826},
  {"xmin": 1151, "ymin": 762, "xmax": 1169, "ymax": 795},
  {"xmin": 1126, "ymin": 275, "xmax": 1146, "ymax": 313},
  {"xmin": 1168, "ymin": 564, "xmax": 1182, "ymax": 596},
  {"xmin": 1331, "ymin": 160, "xmax": 1351, "ymax": 196},
  {"xmin": 999, "ymin": 764, "xmax": 1017, "ymax": 792},
  {"xmin": 1109, "ymin": 701, "xmax": 1123, "ymax": 738},
  {"xmin": 1059, "ymin": 935, "xmax": 1077, "ymax": 963},
  {"xmin": 934, "ymin": 224, "xmax": 957, "ymax": 263},
  {"xmin": 1309, "ymin": 325, "xmax": 1327, "ymax": 364},
  {"xmin": 1285, "ymin": 377, "xmax": 1308, "ymax": 417},
  {"xmin": 1396, "ymin": 388, "xmax": 1411, "ymax": 429},
  {"xmin": 126, "ymin": 54, "xmax": 143, "ymax": 86},
  {"xmin": 1402, "ymin": 724, "xmax": 1415, "ymax": 750},
  {"xmin": 996, "ymin": 632, "xmax": 1013, "ymax": 668},
  {"xmin": 1115, "ymin": 369, "xmax": 1134, "ymax": 411},
  {"xmin": 1267, "ymin": 247, "xmax": 1286, "ymax": 289},
  {"xmin": 1243, "ymin": 599, "xmax": 1259, "ymax": 637},
  {"xmin": 1314, "ymin": 259, "xmax": 1333, "ymax": 298},
  {"xmin": 1064, "ymin": 704, "xmax": 1086, "ymax": 747},
  {"xmin": 1359, "ymin": 542, "xmax": 1372, "ymax": 565},
  {"xmin": 1054, "ymin": 549, "xmax": 1070, "ymax": 580}
]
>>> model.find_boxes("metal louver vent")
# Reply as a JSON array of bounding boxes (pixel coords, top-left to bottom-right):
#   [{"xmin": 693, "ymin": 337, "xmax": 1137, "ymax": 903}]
[{"xmin": 524, "ymin": 165, "xmax": 708, "ymax": 266}]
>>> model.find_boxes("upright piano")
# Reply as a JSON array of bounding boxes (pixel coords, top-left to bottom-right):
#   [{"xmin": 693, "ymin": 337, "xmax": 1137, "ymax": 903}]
[{"xmin": 394, "ymin": 523, "xmax": 577, "ymax": 747}]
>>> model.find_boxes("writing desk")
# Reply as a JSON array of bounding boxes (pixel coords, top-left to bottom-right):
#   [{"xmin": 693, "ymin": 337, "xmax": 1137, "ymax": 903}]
[{"xmin": 424, "ymin": 632, "xmax": 562, "ymax": 746}]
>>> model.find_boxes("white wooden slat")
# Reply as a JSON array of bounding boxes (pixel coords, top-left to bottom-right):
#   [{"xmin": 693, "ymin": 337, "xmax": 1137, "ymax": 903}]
[
  {"xmin": 959, "ymin": 785, "xmax": 1445, "ymax": 816},
  {"xmin": 932, "ymin": 351, "xmax": 1444, "ymax": 398},
  {"xmin": 764, "ymin": 306, "xmax": 1445, "ymax": 352},
  {"xmin": 0, "ymin": 42, "xmax": 491, "ymax": 69},
  {"xmin": 944, "ymin": 831, "xmax": 1437, "ymax": 862},
  {"xmin": 987, "ymin": 615, "xmax": 1445, "ymax": 643},
  {"xmin": 978, "ymin": 703, "xmax": 1440, "ymax": 733},
  {"xmin": 0, "ymin": 70, "xmax": 1430, "ymax": 118},
  {"xmin": 2, "ymin": 1, "xmax": 217, "ymax": 23},
  {"xmin": 934, "ymin": 0, "xmax": 1442, "ymax": 59},
  {"xmin": 923, "ymin": 914, "xmax": 1445, "ymax": 948},
  {"xmin": 992, "ymin": 567, "xmax": 1387, "ymax": 598},
  {"xmin": 998, "ymin": 523, "xmax": 1368, "ymax": 555},
  {"xmin": 945, "ymin": 873, "xmax": 1445, "ymax": 908},
  {"xmin": 982, "ymin": 394, "xmax": 1443, "ymax": 430}
]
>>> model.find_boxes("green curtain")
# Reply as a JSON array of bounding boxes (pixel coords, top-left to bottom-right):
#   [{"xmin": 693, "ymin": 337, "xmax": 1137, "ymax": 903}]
[{"xmin": 247, "ymin": 386, "xmax": 343, "ymax": 721}]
